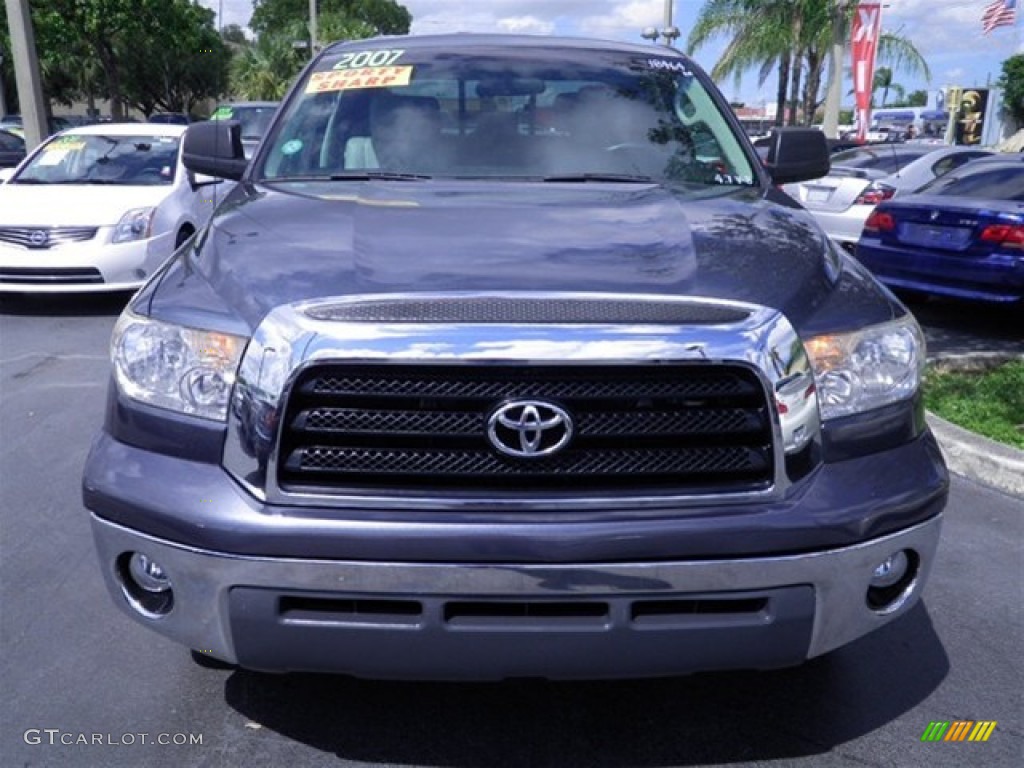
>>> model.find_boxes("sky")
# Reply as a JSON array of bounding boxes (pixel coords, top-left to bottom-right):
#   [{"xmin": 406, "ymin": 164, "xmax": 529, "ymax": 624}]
[{"xmin": 200, "ymin": 0, "xmax": 1024, "ymax": 107}]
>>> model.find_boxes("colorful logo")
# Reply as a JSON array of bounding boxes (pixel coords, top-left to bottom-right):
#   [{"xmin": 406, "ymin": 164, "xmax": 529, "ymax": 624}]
[{"xmin": 921, "ymin": 721, "xmax": 997, "ymax": 742}]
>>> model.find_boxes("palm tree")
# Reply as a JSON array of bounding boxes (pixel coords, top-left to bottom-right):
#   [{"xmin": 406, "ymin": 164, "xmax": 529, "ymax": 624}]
[
  {"xmin": 872, "ymin": 67, "xmax": 904, "ymax": 107},
  {"xmin": 229, "ymin": 36, "xmax": 303, "ymax": 100},
  {"xmin": 687, "ymin": 0, "xmax": 809, "ymax": 126},
  {"xmin": 688, "ymin": 0, "xmax": 931, "ymax": 127}
]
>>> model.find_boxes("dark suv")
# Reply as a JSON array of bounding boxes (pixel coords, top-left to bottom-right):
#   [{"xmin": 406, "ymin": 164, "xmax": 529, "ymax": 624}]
[{"xmin": 83, "ymin": 34, "xmax": 947, "ymax": 680}]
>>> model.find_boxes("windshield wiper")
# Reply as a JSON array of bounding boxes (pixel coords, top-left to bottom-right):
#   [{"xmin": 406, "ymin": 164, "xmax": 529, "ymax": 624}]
[
  {"xmin": 541, "ymin": 173, "xmax": 654, "ymax": 183},
  {"xmin": 265, "ymin": 171, "xmax": 431, "ymax": 182},
  {"xmin": 330, "ymin": 171, "xmax": 431, "ymax": 181}
]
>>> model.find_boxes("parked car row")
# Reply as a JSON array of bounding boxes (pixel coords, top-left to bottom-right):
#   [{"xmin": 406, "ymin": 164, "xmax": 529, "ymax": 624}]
[
  {"xmin": 783, "ymin": 144, "xmax": 994, "ymax": 253},
  {"xmin": 0, "ymin": 101, "xmax": 1018, "ymax": 304},
  {"xmin": 787, "ymin": 144, "xmax": 1022, "ymax": 305},
  {"xmin": 0, "ymin": 102, "xmax": 279, "ymax": 293}
]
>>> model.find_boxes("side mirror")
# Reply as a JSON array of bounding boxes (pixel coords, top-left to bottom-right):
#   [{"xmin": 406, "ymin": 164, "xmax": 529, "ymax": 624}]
[
  {"xmin": 183, "ymin": 120, "xmax": 247, "ymax": 181},
  {"xmin": 763, "ymin": 127, "xmax": 830, "ymax": 185}
]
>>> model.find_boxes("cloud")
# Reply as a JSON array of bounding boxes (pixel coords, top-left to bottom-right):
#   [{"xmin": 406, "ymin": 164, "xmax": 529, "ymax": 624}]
[{"xmin": 496, "ymin": 16, "xmax": 557, "ymax": 35}]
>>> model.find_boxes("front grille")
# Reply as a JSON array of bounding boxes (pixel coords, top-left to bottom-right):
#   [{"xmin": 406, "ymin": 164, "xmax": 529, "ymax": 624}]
[
  {"xmin": 0, "ymin": 226, "xmax": 98, "ymax": 249},
  {"xmin": 278, "ymin": 363, "xmax": 774, "ymax": 494},
  {"xmin": 0, "ymin": 267, "xmax": 104, "ymax": 284}
]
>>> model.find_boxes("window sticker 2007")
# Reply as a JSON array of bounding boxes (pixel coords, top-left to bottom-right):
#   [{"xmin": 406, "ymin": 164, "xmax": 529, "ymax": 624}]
[
  {"xmin": 306, "ymin": 49, "xmax": 412, "ymax": 93},
  {"xmin": 333, "ymin": 49, "xmax": 405, "ymax": 69}
]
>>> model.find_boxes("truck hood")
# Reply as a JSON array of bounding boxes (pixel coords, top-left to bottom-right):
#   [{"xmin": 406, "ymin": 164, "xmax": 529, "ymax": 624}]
[{"xmin": 145, "ymin": 180, "xmax": 840, "ymax": 332}]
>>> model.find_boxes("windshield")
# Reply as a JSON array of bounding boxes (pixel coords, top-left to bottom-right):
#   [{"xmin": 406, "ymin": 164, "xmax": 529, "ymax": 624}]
[
  {"xmin": 12, "ymin": 133, "xmax": 179, "ymax": 185},
  {"xmin": 258, "ymin": 44, "xmax": 757, "ymax": 187},
  {"xmin": 212, "ymin": 105, "xmax": 277, "ymax": 140},
  {"xmin": 830, "ymin": 146, "xmax": 928, "ymax": 173}
]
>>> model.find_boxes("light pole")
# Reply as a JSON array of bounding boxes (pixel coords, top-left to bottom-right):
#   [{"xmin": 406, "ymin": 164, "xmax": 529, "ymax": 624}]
[
  {"xmin": 0, "ymin": 52, "xmax": 6, "ymax": 117},
  {"xmin": 640, "ymin": 0, "xmax": 680, "ymax": 47},
  {"xmin": 309, "ymin": 0, "xmax": 317, "ymax": 60}
]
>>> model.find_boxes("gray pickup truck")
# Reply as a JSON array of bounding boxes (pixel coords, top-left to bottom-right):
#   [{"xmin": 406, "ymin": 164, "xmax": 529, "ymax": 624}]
[{"xmin": 83, "ymin": 34, "xmax": 948, "ymax": 680}]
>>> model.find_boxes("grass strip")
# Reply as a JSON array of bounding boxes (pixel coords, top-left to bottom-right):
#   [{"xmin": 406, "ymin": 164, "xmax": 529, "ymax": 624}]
[{"xmin": 923, "ymin": 361, "xmax": 1024, "ymax": 450}]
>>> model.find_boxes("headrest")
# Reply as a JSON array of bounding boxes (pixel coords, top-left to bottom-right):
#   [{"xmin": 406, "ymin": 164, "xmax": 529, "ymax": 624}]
[{"xmin": 370, "ymin": 93, "xmax": 441, "ymax": 129}]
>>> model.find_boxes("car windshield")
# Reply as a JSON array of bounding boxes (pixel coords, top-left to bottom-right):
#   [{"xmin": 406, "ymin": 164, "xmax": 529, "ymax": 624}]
[
  {"xmin": 257, "ymin": 44, "xmax": 757, "ymax": 188},
  {"xmin": 915, "ymin": 163, "xmax": 1024, "ymax": 200},
  {"xmin": 212, "ymin": 105, "xmax": 277, "ymax": 140},
  {"xmin": 12, "ymin": 133, "xmax": 179, "ymax": 185},
  {"xmin": 831, "ymin": 146, "xmax": 928, "ymax": 172}
]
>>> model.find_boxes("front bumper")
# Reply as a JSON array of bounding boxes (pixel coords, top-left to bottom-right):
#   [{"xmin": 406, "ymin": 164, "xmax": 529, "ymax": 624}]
[
  {"xmin": 856, "ymin": 240, "xmax": 1024, "ymax": 304},
  {"xmin": 90, "ymin": 508, "xmax": 942, "ymax": 680},
  {"xmin": 0, "ymin": 231, "xmax": 172, "ymax": 292}
]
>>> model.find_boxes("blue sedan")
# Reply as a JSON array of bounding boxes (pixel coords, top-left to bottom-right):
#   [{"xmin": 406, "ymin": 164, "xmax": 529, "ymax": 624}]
[{"xmin": 856, "ymin": 154, "xmax": 1024, "ymax": 304}]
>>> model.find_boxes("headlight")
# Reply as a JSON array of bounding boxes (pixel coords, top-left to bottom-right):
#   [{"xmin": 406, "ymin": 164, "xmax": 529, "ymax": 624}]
[
  {"xmin": 111, "ymin": 310, "xmax": 246, "ymax": 421},
  {"xmin": 804, "ymin": 315, "xmax": 925, "ymax": 420},
  {"xmin": 112, "ymin": 207, "xmax": 156, "ymax": 243}
]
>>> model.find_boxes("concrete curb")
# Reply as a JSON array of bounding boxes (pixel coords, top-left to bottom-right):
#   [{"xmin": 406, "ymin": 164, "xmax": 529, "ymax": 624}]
[{"xmin": 926, "ymin": 412, "xmax": 1024, "ymax": 499}]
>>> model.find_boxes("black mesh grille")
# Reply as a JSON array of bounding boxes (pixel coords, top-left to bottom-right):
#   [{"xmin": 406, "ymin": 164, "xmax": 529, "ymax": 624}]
[
  {"xmin": 303, "ymin": 298, "xmax": 750, "ymax": 325},
  {"xmin": 278, "ymin": 363, "xmax": 774, "ymax": 494}
]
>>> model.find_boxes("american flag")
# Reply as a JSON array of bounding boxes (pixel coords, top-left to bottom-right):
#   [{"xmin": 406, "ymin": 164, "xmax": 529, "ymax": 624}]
[{"xmin": 982, "ymin": 0, "xmax": 1017, "ymax": 34}]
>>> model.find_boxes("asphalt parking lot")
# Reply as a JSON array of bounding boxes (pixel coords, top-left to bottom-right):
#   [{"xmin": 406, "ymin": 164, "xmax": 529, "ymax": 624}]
[{"xmin": 1, "ymin": 292, "xmax": 1021, "ymax": 768}]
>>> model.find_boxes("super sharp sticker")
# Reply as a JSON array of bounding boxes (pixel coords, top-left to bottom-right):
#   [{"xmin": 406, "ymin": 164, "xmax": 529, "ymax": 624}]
[{"xmin": 305, "ymin": 66, "xmax": 413, "ymax": 94}]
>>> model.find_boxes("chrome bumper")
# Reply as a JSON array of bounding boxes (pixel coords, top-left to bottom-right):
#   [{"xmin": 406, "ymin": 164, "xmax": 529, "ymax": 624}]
[{"xmin": 91, "ymin": 512, "xmax": 942, "ymax": 679}]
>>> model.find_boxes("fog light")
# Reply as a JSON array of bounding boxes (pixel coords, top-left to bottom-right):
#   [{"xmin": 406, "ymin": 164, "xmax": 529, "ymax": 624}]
[
  {"xmin": 870, "ymin": 551, "xmax": 909, "ymax": 589},
  {"xmin": 118, "ymin": 552, "xmax": 174, "ymax": 618},
  {"xmin": 128, "ymin": 553, "xmax": 171, "ymax": 592},
  {"xmin": 867, "ymin": 549, "xmax": 919, "ymax": 614}
]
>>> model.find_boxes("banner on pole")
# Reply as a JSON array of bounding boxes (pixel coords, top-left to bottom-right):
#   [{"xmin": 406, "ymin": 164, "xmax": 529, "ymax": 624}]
[{"xmin": 851, "ymin": 3, "xmax": 883, "ymax": 142}]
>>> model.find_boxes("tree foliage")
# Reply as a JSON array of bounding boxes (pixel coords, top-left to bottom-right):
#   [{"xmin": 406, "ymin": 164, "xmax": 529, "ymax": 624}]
[
  {"xmin": 996, "ymin": 54, "xmax": 1024, "ymax": 128},
  {"xmin": 230, "ymin": 0, "xmax": 411, "ymax": 101},
  {"xmin": 250, "ymin": 0, "xmax": 411, "ymax": 40},
  {"xmin": 23, "ymin": 0, "xmax": 228, "ymax": 118}
]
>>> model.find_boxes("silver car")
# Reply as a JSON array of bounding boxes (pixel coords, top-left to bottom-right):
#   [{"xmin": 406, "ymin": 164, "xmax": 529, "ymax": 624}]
[{"xmin": 784, "ymin": 144, "xmax": 992, "ymax": 252}]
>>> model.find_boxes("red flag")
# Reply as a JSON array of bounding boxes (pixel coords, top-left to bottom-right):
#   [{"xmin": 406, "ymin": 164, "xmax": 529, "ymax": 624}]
[{"xmin": 851, "ymin": 3, "xmax": 883, "ymax": 142}]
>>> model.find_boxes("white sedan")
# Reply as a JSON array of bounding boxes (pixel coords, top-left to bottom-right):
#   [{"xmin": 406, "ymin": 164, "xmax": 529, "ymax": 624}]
[{"xmin": 0, "ymin": 123, "xmax": 222, "ymax": 293}]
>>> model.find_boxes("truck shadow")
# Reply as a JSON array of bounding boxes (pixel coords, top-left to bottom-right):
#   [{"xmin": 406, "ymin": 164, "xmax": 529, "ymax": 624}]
[
  {"xmin": 0, "ymin": 291, "xmax": 132, "ymax": 317},
  {"xmin": 223, "ymin": 602, "xmax": 947, "ymax": 766}
]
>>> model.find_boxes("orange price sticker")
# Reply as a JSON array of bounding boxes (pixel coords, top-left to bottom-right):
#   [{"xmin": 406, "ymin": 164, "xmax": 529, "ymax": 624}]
[{"xmin": 305, "ymin": 66, "xmax": 413, "ymax": 94}]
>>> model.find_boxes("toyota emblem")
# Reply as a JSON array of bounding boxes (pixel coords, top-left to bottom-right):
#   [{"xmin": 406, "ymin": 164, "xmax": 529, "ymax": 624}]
[
  {"xmin": 28, "ymin": 229, "xmax": 49, "ymax": 247},
  {"xmin": 487, "ymin": 400, "xmax": 573, "ymax": 458}
]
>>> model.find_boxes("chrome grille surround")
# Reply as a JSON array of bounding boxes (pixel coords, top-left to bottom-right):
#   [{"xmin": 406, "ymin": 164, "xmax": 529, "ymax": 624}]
[
  {"xmin": 222, "ymin": 292, "xmax": 821, "ymax": 510},
  {"xmin": 0, "ymin": 226, "xmax": 99, "ymax": 249}
]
